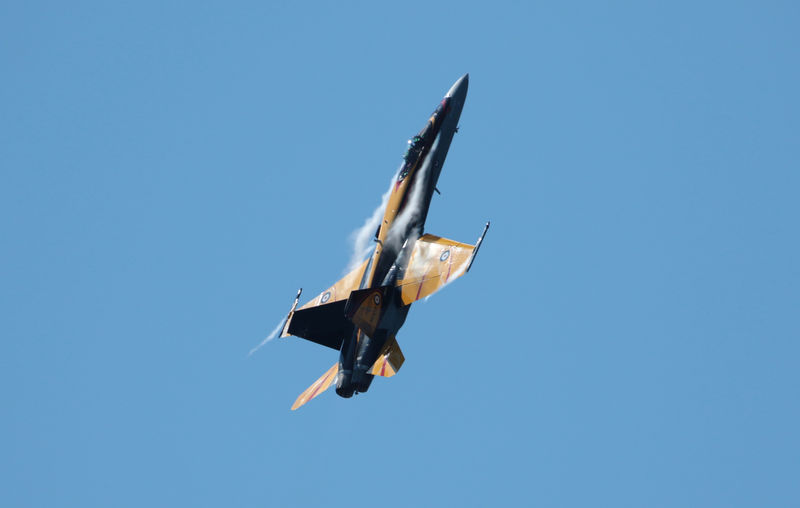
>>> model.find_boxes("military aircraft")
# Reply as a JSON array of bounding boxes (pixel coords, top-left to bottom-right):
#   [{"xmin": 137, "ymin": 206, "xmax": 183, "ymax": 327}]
[{"xmin": 278, "ymin": 74, "xmax": 489, "ymax": 410}]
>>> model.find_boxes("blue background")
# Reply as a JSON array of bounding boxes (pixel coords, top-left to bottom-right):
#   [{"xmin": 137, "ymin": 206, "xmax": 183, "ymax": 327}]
[{"xmin": 2, "ymin": 1, "xmax": 798, "ymax": 506}]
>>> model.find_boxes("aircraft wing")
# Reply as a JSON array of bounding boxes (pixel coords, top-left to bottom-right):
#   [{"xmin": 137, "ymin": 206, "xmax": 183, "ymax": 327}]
[
  {"xmin": 396, "ymin": 224, "xmax": 488, "ymax": 304},
  {"xmin": 297, "ymin": 258, "xmax": 370, "ymax": 311},
  {"xmin": 280, "ymin": 258, "xmax": 370, "ymax": 350}
]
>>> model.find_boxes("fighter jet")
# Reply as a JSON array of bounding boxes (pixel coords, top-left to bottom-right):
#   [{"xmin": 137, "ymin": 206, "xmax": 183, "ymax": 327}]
[{"xmin": 278, "ymin": 74, "xmax": 489, "ymax": 409}]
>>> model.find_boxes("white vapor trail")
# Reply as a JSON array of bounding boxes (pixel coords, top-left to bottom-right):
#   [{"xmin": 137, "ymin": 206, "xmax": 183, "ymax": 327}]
[
  {"xmin": 385, "ymin": 136, "xmax": 439, "ymax": 252},
  {"xmin": 250, "ymin": 166, "xmax": 401, "ymax": 357},
  {"xmin": 252, "ymin": 139, "xmax": 444, "ymax": 355},
  {"xmin": 248, "ymin": 318, "xmax": 285, "ymax": 357},
  {"xmin": 423, "ymin": 261, "xmax": 469, "ymax": 302},
  {"xmin": 345, "ymin": 169, "xmax": 399, "ymax": 272}
]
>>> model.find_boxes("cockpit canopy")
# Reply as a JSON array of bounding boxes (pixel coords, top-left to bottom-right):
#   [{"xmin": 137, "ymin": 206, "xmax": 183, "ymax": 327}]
[
  {"xmin": 403, "ymin": 135, "xmax": 423, "ymax": 162},
  {"xmin": 398, "ymin": 136, "xmax": 424, "ymax": 182}
]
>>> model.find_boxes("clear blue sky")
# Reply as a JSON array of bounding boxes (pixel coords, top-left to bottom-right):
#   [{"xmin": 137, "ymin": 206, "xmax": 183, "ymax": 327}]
[{"xmin": 2, "ymin": 1, "xmax": 798, "ymax": 506}]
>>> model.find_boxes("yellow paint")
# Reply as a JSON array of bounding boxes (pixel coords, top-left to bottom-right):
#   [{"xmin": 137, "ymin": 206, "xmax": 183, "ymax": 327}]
[
  {"xmin": 291, "ymin": 363, "xmax": 339, "ymax": 410},
  {"xmin": 297, "ymin": 258, "xmax": 369, "ymax": 311},
  {"xmin": 368, "ymin": 337, "xmax": 405, "ymax": 377},
  {"xmin": 350, "ymin": 289, "xmax": 383, "ymax": 337},
  {"xmin": 396, "ymin": 234, "xmax": 476, "ymax": 304}
]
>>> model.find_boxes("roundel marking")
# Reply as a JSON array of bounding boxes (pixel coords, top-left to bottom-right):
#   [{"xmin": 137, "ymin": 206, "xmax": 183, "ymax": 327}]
[
  {"xmin": 321, "ymin": 291, "xmax": 331, "ymax": 304},
  {"xmin": 440, "ymin": 250, "xmax": 451, "ymax": 262},
  {"xmin": 373, "ymin": 294, "xmax": 381, "ymax": 305}
]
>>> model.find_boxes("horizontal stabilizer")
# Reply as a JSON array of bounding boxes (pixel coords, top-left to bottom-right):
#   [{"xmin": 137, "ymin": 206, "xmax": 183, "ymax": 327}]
[
  {"xmin": 368, "ymin": 337, "xmax": 405, "ymax": 377},
  {"xmin": 292, "ymin": 362, "xmax": 338, "ymax": 410}
]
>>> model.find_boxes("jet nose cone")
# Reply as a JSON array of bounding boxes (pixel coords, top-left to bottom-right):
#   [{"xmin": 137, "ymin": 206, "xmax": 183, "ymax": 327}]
[{"xmin": 445, "ymin": 73, "xmax": 469, "ymax": 100}]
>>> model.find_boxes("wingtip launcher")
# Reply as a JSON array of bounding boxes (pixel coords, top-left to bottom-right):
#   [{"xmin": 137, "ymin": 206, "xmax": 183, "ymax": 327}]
[
  {"xmin": 466, "ymin": 221, "xmax": 490, "ymax": 273},
  {"xmin": 279, "ymin": 288, "xmax": 303, "ymax": 338}
]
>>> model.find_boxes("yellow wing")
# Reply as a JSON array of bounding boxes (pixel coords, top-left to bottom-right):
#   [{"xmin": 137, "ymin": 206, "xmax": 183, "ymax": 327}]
[
  {"xmin": 298, "ymin": 258, "xmax": 370, "ymax": 311},
  {"xmin": 396, "ymin": 225, "xmax": 488, "ymax": 305}
]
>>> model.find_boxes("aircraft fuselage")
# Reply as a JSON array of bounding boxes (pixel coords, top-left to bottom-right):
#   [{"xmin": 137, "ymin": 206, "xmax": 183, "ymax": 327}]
[{"xmin": 335, "ymin": 74, "xmax": 469, "ymax": 397}]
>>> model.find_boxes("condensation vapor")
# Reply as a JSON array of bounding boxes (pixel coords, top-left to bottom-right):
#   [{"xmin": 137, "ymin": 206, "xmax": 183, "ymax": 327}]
[
  {"xmin": 423, "ymin": 261, "xmax": 469, "ymax": 302},
  {"xmin": 249, "ymin": 167, "xmax": 400, "ymax": 357},
  {"xmin": 345, "ymin": 169, "xmax": 399, "ymax": 273},
  {"xmin": 385, "ymin": 136, "xmax": 440, "ymax": 252},
  {"xmin": 248, "ymin": 318, "xmax": 285, "ymax": 356},
  {"xmin": 251, "ymin": 139, "xmax": 444, "ymax": 354}
]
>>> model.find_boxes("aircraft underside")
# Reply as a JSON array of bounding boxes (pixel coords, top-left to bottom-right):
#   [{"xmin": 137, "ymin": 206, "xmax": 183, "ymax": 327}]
[{"xmin": 275, "ymin": 74, "xmax": 490, "ymax": 410}]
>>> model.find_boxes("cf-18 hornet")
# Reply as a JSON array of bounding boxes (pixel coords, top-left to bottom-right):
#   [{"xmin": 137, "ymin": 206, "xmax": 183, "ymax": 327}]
[{"xmin": 277, "ymin": 74, "xmax": 488, "ymax": 409}]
